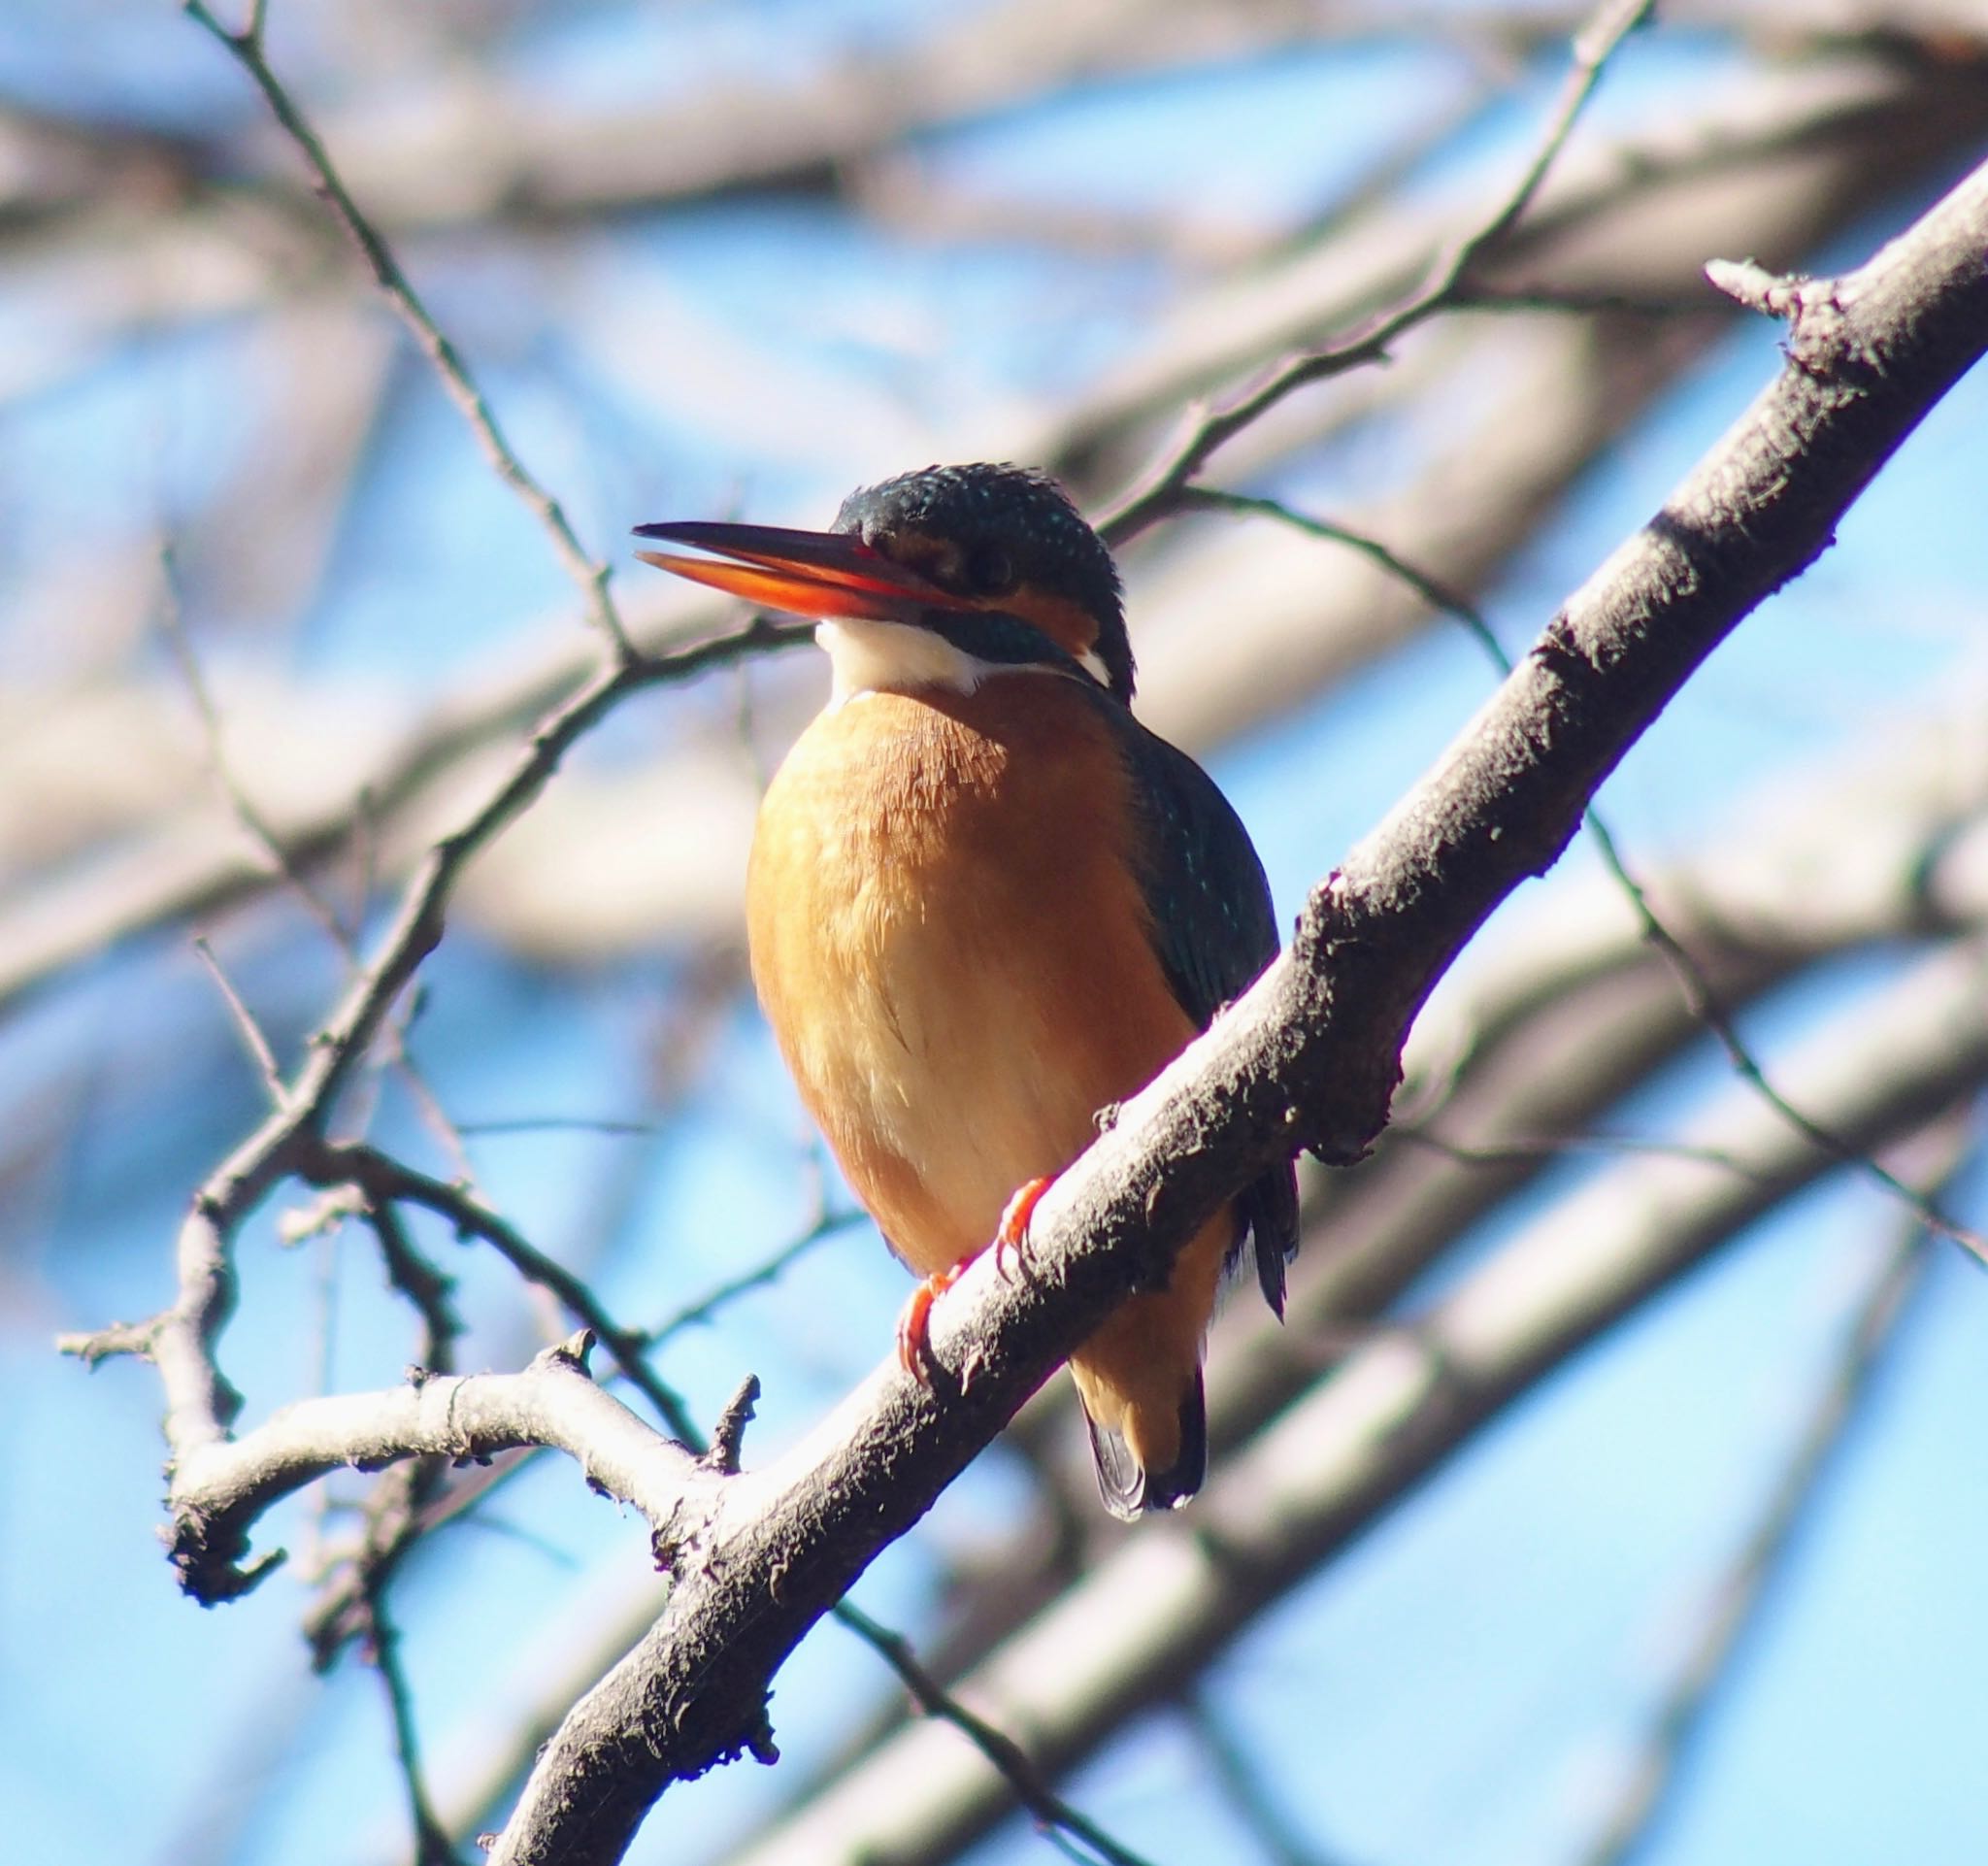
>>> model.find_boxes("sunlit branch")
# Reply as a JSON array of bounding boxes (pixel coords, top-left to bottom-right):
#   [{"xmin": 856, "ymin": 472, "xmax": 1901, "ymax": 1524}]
[
  {"xmin": 729, "ymin": 946, "xmax": 1988, "ymax": 1866},
  {"xmin": 313, "ymin": 1140, "xmax": 699, "ymax": 1445},
  {"xmin": 1191, "ymin": 483, "xmax": 1988, "ymax": 1265}
]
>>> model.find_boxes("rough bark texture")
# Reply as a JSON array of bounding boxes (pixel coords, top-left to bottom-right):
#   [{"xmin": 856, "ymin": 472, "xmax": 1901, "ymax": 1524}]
[{"xmin": 486, "ymin": 157, "xmax": 1988, "ymax": 1866}]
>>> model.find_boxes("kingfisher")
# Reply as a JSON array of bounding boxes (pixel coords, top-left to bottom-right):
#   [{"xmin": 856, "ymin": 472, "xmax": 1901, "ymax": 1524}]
[{"xmin": 635, "ymin": 463, "xmax": 1297, "ymax": 1518}]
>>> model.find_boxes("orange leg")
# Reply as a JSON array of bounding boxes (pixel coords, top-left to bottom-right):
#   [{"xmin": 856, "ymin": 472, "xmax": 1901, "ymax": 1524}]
[
  {"xmin": 896, "ymin": 1256, "xmax": 974, "ymax": 1381},
  {"xmin": 994, "ymin": 1174, "xmax": 1055, "ymax": 1282},
  {"xmin": 896, "ymin": 1176, "xmax": 1056, "ymax": 1379}
]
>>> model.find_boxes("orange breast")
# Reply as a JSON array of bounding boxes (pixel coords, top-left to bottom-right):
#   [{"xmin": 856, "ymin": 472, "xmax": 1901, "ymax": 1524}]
[{"xmin": 746, "ymin": 672, "xmax": 1234, "ymax": 1472}]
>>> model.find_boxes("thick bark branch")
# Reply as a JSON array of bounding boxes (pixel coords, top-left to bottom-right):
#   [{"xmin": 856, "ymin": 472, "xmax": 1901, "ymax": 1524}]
[
  {"xmin": 731, "ymin": 945, "xmax": 1988, "ymax": 1866},
  {"xmin": 484, "ymin": 151, "xmax": 1988, "ymax": 1866},
  {"xmin": 162, "ymin": 1336, "xmax": 704, "ymax": 1598}
]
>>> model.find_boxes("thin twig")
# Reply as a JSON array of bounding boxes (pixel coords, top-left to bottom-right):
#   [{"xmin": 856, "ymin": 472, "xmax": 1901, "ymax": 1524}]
[
  {"xmin": 704, "ymin": 1377, "xmax": 760, "ymax": 1477},
  {"xmin": 1099, "ymin": 0, "xmax": 1651, "ymax": 548},
  {"xmin": 1448, "ymin": 282, "xmax": 1713, "ymax": 317},
  {"xmin": 456, "ymin": 1116, "xmax": 658, "ymax": 1139},
  {"xmin": 1574, "ymin": 1129, "xmax": 1968, "ymax": 1866},
  {"xmin": 347, "ymin": 1201, "xmax": 459, "ymax": 1854},
  {"xmin": 1583, "ymin": 816, "xmax": 1988, "ymax": 1267},
  {"xmin": 366, "ymin": 1585, "xmax": 465, "ymax": 1866},
  {"xmin": 377, "ymin": 984, "xmax": 480, "ymax": 1188},
  {"xmin": 1184, "ymin": 1688, "xmax": 1347, "ymax": 1866},
  {"xmin": 183, "ymin": 0, "xmax": 634, "ymax": 660},
  {"xmin": 834, "ymin": 1601, "xmax": 1161, "ymax": 1866},
  {"xmin": 302, "ymin": 1196, "xmax": 460, "ymax": 1668},
  {"xmin": 190, "ymin": 937, "xmax": 289, "ymax": 1107},
  {"xmin": 1396, "ymin": 1124, "xmax": 1769, "ymax": 1181},
  {"xmin": 648, "ymin": 1208, "xmax": 868, "ymax": 1350},
  {"xmin": 365, "ymin": 1189, "xmax": 462, "ymax": 1379},
  {"xmin": 163, "ymin": 542, "xmax": 483, "ymax": 1189},
  {"xmin": 159, "ymin": 544, "xmax": 356, "ymax": 951},
  {"xmin": 1200, "ymin": 485, "xmax": 1988, "ymax": 1265},
  {"xmin": 313, "ymin": 1140, "xmax": 700, "ymax": 1445},
  {"xmin": 1175, "ymin": 486, "xmax": 1504, "ymax": 661}
]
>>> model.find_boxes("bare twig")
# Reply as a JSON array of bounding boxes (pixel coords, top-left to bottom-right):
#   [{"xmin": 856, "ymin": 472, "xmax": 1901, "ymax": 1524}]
[
  {"xmin": 190, "ymin": 936, "xmax": 289, "ymax": 1107},
  {"xmin": 364, "ymin": 1189, "xmax": 461, "ymax": 1378},
  {"xmin": 647, "ymin": 1208, "xmax": 868, "ymax": 1350},
  {"xmin": 182, "ymin": 0, "xmax": 633, "ymax": 660},
  {"xmin": 1197, "ymin": 484, "xmax": 1988, "ymax": 1264},
  {"xmin": 312, "ymin": 1140, "xmax": 699, "ymax": 1445},
  {"xmin": 834, "ymin": 1601, "xmax": 1159, "ymax": 1866},
  {"xmin": 366, "ymin": 1585, "xmax": 464, "ymax": 1866},
  {"xmin": 1185, "ymin": 1688, "xmax": 1346, "ymax": 1866},
  {"xmin": 1395, "ymin": 1123, "xmax": 1770, "ymax": 1180},
  {"xmin": 1174, "ymin": 485, "xmax": 1505, "ymax": 661},
  {"xmin": 297, "ymin": 1194, "xmax": 463, "ymax": 1666},
  {"xmin": 1704, "ymin": 256, "xmax": 1810, "ymax": 318},
  {"xmin": 159, "ymin": 545, "xmax": 357, "ymax": 951},
  {"xmin": 1099, "ymin": 0, "xmax": 1652, "ymax": 547},
  {"xmin": 1450, "ymin": 281, "xmax": 1714, "ymax": 317},
  {"xmin": 456, "ymin": 1116, "xmax": 658, "ymax": 1139},
  {"xmin": 1574, "ymin": 1128, "xmax": 1969, "ymax": 1866},
  {"xmin": 703, "ymin": 1377, "xmax": 761, "ymax": 1478},
  {"xmin": 1582, "ymin": 815, "xmax": 1988, "ymax": 1265},
  {"xmin": 373, "ymin": 986, "xmax": 483, "ymax": 1189}
]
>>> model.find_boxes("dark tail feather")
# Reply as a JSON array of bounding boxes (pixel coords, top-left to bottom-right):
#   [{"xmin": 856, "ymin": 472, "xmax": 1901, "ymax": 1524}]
[
  {"xmin": 1242, "ymin": 1161, "xmax": 1301, "ymax": 1318},
  {"xmin": 1082, "ymin": 1372, "xmax": 1208, "ymax": 1521}
]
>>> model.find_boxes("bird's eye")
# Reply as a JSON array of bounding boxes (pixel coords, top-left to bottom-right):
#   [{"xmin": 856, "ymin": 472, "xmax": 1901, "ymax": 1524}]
[{"xmin": 966, "ymin": 543, "xmax": 1016, "ymax": 597}]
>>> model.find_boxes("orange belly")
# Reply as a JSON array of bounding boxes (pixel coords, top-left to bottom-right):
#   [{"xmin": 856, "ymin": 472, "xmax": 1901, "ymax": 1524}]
[{"xmin": 746, "ymin": 675, "xmax": 1233, "ymax": 1475}]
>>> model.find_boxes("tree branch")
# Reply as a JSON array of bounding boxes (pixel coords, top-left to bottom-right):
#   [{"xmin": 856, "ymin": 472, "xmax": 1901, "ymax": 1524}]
[
  {"xmin": 160, "ymin": 1334, "xmax": 704, "ymax": 1600},
  {"xmin": 482, "ymin": 144, "xmax": 1988, "ymax": 1866},
  {"xmin": 1097, "ymin": 0, "xmax": 1652, "ymax": 547},
  {"xmin": 55, "ymin": 616, "xmax": 806, "ymax": 1593},
  {"xmin": 731, "ymin": 947, "xmax": 1988, "ymax": 1866},
  {"xmin": 1574, "ymin": 1130, "xmax": 1965, "ymax": 1866},
  {"xmin": 183, "ymin": 0, "xmax": 633, "ymax": 658}
]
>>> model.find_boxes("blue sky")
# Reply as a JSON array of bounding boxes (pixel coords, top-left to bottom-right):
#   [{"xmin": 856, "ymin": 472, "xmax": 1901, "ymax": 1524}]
[{"xmin": 4, "ymin": 6, "xmax": 1985, "ymax": 1864}]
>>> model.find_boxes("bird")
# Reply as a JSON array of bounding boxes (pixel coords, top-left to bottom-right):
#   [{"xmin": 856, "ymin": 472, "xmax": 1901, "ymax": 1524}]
[{"xmin": 635, "ymin": 462, "xmax": 1297, "ymax": 1518}]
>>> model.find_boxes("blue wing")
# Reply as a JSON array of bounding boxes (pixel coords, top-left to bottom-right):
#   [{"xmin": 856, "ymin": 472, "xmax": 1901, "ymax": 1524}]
[{"xmin": 1108, "ymin": 709, "xmax": 1301, "ymax": 1315}]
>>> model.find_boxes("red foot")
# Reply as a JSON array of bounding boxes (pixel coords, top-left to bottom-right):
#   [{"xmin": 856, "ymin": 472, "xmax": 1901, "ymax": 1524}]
[
  {"xmin": 994, "ymin": 1175, "xmax": 1055, "ymax": 1282},
  {"xmin": 896, "ymin": 1257, "xmax": 973, "ymax": 1382}
]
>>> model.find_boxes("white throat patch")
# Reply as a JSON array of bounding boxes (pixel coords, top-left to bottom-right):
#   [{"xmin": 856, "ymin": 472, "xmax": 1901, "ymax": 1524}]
[
  {"xmin": 818, "ymin": 619, "xmax": 992, "ymax": 703},
  {"xmin": 817, "ymin": 618, "xmax": 1110, "ymax": 705}
]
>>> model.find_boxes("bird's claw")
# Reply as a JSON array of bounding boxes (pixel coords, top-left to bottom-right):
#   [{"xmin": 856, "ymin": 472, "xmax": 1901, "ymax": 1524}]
[
  {"xmin": 895, "ymin": 1177, "xmax": 1055, "ymax": 1379},
  {"xmin": 994, "ymin": 1176, "xmax": 1053, "ymax": 1282},
  {"xmin": 896, "ymin": 1258, "xmax": 969, "ymax": 1382}
]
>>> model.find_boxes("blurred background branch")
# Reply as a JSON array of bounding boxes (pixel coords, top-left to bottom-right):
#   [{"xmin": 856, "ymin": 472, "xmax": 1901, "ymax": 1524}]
[{"xmin": 12, "ymin": 3, "xmax": 1988, "ymax": 1864}]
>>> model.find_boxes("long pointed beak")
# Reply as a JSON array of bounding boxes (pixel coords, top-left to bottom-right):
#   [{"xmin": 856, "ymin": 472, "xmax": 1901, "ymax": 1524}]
[{"xmin": 632, "ymin": 519, "xmax": 974, "ymax": 622}]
